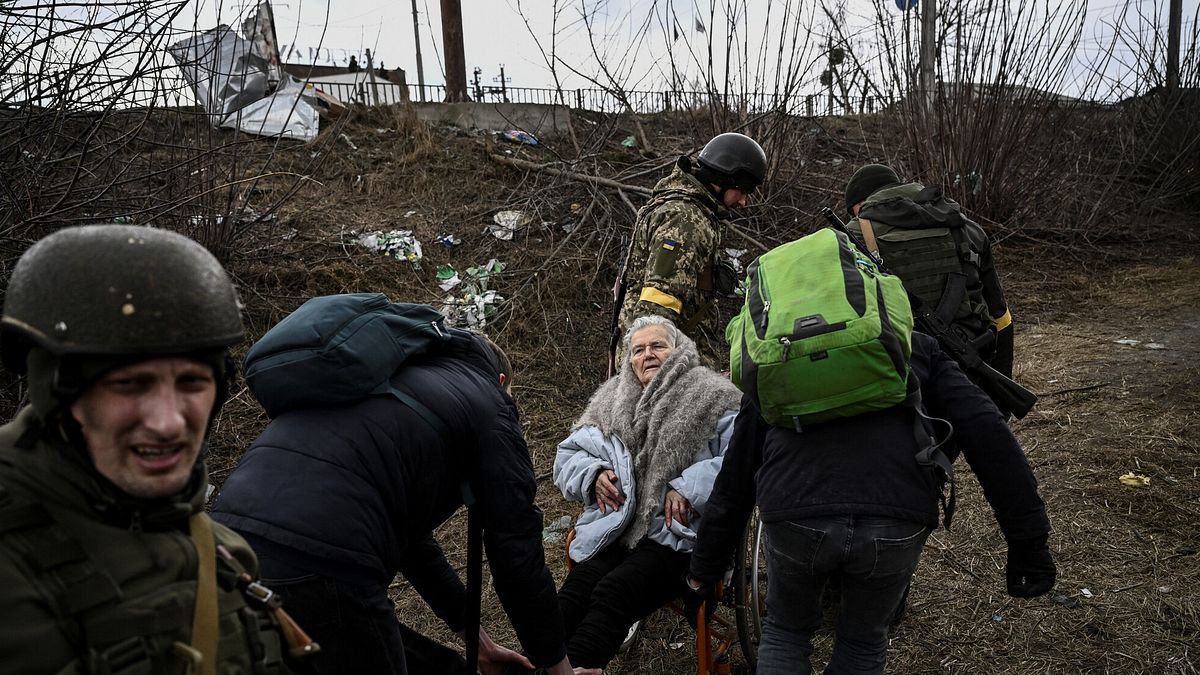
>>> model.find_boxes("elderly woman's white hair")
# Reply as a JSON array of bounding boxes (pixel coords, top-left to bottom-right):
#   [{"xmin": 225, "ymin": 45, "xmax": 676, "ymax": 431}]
[{"xmin": 622, "ymin": 314, "xmax": 683, "ymax": 353}]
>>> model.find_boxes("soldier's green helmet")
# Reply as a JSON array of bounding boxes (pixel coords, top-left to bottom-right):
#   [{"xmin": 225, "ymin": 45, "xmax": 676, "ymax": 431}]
[
  {"xmin": 1, "ymin": 225, "xmax": 244, "ymax": 418},
  {"xmin": 697, "ymin": 132, "xmax": 768, "ymax": 192}
]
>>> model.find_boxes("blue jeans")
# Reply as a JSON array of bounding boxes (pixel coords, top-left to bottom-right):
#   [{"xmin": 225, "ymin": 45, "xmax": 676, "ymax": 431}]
[{"xmin": 756, "ymin": 516, "xmax": 929, "ymax": 675}]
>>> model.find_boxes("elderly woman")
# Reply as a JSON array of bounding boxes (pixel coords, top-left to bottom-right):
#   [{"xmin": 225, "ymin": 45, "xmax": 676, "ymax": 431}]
[{"xmin": 553, "ymin": 315, "xmax": 741, "ymax": 670}]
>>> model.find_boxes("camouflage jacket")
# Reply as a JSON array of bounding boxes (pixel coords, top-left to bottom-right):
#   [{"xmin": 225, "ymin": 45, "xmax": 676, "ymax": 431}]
[
  {"xmin": 0, "ymin": 406, "xmax": 296, "ymax": 675},
  {"xmin": 618, "ymin": 157, "xmax": 729, "ymax": 344}
]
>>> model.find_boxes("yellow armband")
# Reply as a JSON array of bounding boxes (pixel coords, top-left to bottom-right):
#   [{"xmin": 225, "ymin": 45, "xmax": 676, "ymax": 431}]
[
  {"xmin": 638, "ymin": 287, "xmax": 683, "ymax": 314},
  {"xmin": 992, "ymin": 309, "xmax": 1012, "ymax": 331}
]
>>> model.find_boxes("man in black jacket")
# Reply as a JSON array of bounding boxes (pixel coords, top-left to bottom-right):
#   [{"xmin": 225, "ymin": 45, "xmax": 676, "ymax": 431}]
[
  {"xmin": 212, "ymin": 331, "xmax": 575, "ymax": 675},
  {"xmin": 686, "ymin": 333, "xmax": 1056, "ymax": 675}
]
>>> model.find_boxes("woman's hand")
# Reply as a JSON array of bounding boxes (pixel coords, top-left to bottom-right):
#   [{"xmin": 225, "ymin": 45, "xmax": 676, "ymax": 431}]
[
  {"xmin": 593, "ymin": 469, "xmax": 625, "ymax": 513},
  {"xmin": 473, "ymin": 627, "xmax": 533, "ymax": 675},
  {"xmin": 664, "ymin": 488, "xmax": 693, "ymax": 527}
]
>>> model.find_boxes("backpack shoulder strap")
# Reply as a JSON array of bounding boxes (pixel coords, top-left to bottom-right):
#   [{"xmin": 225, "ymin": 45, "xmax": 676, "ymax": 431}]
[
  {"xmin": 904, "ymin": 384, "xmax": 957, "ymax": 529},
  {"xmin": 384, "ymin": 383, "xmax": 482, "ymax": 675},
  {"xmin": 858, "ymin": 218, "xmax": 881, "ymax": 261},
  {"xmin": 949, "ymin": 222, "xmax": 982, "ymax": 268}
]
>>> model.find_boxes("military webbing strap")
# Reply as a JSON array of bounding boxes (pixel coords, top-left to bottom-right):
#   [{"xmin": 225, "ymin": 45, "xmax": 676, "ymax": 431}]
[
  {"xmin": 858, "ymin": 218, "xmax": 881, "ymax": 261},
  {"xmin": 0, "ymin": 487, "xmax": 124, "ymax": 642},
  {"xmin": 906, "ymin": 385, "xmax": 957, "ymax": 529},
  {"xmin": 934, "ymin": 273, "xmax": 968, "ymax": 325},
  {"xmin": 188, "ymin": 512, "xmax": 219, "ymax": 675}
]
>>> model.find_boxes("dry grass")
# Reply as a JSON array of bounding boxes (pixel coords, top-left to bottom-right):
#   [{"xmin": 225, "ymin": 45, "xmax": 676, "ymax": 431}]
[{"xmin": 3, "ymin": 106, "xmax": 1199, "ymax": 674}]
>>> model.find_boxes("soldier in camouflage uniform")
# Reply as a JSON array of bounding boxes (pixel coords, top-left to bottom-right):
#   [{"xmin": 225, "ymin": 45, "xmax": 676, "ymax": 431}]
[
  {"xmin": 617, "ymin": 133, "xmax": 767, "ymax": 361},
  {"xmin": 0, "ymin": 225, "xmax": 309, "ymax": 675}
]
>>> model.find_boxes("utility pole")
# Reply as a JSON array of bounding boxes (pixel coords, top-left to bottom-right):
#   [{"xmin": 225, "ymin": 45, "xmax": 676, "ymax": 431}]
[
  {"xmin": 440, "ymin": 0, "xmax": 469, "ymax": 101},
  {"xmin": 1167, "ymin": 0, "xmax": 1182, "ymax": 95},
  {"xmin": 410, "ymin": 0, "xmax": 426, "ymax": 101},
  {"xmin": 918, "ymin": 0, "xmax": 936, "ymax": 112},
  {"xmin": 826, "ymin": 35, "xmax": 835, "ymax": 116},
  {"xmin": 495, "ymin": 64, "xmax": 510, "ymax": 102}
]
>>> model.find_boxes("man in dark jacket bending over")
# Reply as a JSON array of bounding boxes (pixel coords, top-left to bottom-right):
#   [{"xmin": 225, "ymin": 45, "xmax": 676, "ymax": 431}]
[
  {"xmin": 686, "ymin": 333, "xmax": 1056, "ymax": 674},
  {"xmin": 213, "ymin": 331, "xmax": 575, "ymax": 675}
]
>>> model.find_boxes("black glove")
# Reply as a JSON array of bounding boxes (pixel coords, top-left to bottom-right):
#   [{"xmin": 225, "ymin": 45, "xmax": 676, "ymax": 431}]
[
  {"xmin": 682, "ymin": 575, "xmax": 720, "ymax": 630},
  {"xmin": 1006, "ymin": 535, "xmax": 1056, "ymax": 598}
]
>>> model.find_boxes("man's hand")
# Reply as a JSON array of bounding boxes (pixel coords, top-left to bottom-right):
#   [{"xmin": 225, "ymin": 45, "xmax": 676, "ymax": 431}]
[
  {"xmin": 593, "ymin": 469, "xmax": 625, "ymax": 514},
  {"xmin": 682, "ymin": 574, "xmax": 719, "ymax": 630},
  {"xmin": 472, "ymin": 627, "xmax": 532, "ymax": 675},
  {"xmin": 664, "ymin": 488, "xmax": 693, "ymax": 528},
  {"xmin": 1006, "ymin": 535, "xmax": 1057, "ymax": 598}
]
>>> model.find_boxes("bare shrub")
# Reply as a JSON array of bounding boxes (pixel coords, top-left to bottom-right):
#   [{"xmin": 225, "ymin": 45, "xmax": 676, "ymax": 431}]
[{"xmin": 0, "ymin": 1, "xmax": 344, "ymax": 261}]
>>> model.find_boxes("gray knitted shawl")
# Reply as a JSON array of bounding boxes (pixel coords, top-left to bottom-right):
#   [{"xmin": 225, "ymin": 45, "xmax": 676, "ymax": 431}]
[{"xmin": 574, "ymin": 331, "xmax": 741, "ymax": 548}]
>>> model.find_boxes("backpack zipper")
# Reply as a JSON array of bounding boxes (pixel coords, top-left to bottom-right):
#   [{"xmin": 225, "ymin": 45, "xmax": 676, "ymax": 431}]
[
  {"xmin": 756, "ymin": 269, "xmax": 771, "ymax": 334},
  {"xmin": 746, "ymin": 259, "xmax": 770, "ymax": 339},
  {"xmin": 779, "ymin": 336, "xmax": 791, "ymax": 361}
]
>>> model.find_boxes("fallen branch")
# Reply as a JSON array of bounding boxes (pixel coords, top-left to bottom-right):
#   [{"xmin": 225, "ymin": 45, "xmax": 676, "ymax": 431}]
[
  {"xmin": 488, "ymin": 153, "xmax": 653, "ymax": 197},
  {"xmin": 490, "ymin": 153, "xmax": 770, "ymax": 253},
  {"xmin": 1041, "ymin": 383, "xmax": 1109, "ymax": 397}
]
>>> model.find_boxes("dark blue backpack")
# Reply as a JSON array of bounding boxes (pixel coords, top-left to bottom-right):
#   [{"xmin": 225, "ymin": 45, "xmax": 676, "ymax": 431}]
[
  {"xmin": 243, "ymin": 293, "xmax": 489, "ymax": 673},
  {"xmin": 244, "ymin": 293, "xmax": 451, "ymax": 419}
]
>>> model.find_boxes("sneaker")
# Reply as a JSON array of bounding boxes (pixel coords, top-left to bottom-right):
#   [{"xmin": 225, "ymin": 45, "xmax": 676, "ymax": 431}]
[{"xmin": 618, "ymin": 620, "xmax": 641, "ymax": 653}]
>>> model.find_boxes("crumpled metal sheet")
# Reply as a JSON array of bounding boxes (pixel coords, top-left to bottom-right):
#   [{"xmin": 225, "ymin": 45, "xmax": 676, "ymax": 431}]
[
  {"xmin": 168, "ymin": 18, "xmax": 318, "ymax": 141},
  {"xmin": 222, "ymin": 76, "xmax": 319, "ymax": 141},
  {"xmin": 169, "ymin": 25, "xmax": 267, "ymax": 118}
]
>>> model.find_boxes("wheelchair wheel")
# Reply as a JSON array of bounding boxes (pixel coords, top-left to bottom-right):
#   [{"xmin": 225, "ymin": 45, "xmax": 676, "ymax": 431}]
[{"xmin": 732, "ymin": 508, "xmax": 767, "ymax": 668}]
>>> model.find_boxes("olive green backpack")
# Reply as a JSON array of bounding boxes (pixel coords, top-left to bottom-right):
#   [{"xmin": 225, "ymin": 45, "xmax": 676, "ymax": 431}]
[{"xmin": 727, "ymin": 228, "xmax": 915, "ymax": 431}]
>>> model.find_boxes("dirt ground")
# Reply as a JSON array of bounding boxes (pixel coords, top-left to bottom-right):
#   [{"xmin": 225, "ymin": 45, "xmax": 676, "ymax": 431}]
[
  {"xmin": 527, "ymin": 245, "xmax": 1200, "ymax": 675},
  {"xmin": 19, "ymin": 107, "xmax": 1193, "ymax": 674}
]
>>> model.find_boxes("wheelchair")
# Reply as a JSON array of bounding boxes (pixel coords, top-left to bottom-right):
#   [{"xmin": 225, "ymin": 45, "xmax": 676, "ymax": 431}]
[{"xmin": 564, "ymin": 509, "xmax": 770, "ymax": 675}]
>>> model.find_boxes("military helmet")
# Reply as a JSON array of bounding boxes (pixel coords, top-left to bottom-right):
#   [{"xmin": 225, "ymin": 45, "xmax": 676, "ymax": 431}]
[
  {"xmin": 1, "ymin": 225, "xmax": 245, "ymax": 374},
  {"xmin": 697, "ymin": 132, "xmax": 768, "ymax": 190}
]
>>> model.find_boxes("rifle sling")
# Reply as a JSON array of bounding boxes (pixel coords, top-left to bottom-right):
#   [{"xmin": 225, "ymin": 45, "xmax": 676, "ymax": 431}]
[
  {"xmin": 858, "ymin": 218, "xmax": 881, "ymax": 261},
  {"xmin": 463, "ymin": 499, "xmax": 483, "ymax": 674},
  {"xmin": 386, "ymin": 388, "xmax": 482, "ymax": 675},
  {"xmin": 935, "ymin": 272, "xmax": 968, "ymax": 325},
  {"xmin": 188, "ymin": 513, "xmax": 219, "ymax": 675}
]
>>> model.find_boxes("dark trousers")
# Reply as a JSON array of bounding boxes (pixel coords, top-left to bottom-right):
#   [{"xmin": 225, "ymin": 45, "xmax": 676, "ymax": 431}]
[
  {"xmin": 257, "ymin": 560, "xmax": 466, "ymax": 675},
  {"xmin": 757, "ymin": 516, "xmax": 929, "ymax": 675},
  {"xmin": 557, "ymin": 538, "xmax": 690, "ymax": 669}
]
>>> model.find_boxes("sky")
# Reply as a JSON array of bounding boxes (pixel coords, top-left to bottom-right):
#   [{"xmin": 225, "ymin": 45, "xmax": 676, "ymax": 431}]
[
  {"xmin": 176, "ymin": 0, "xmax": 1198, "ymax": 102},
  {"xmin": 9, "ymin": 0, "xmax": 1192, "ymax": 109}
]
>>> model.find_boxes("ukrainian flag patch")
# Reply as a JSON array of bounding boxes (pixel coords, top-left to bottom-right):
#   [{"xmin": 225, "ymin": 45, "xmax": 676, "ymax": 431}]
[{"xmin": 661, "ymin": 239, "xmax": 679, "ymax": 251}]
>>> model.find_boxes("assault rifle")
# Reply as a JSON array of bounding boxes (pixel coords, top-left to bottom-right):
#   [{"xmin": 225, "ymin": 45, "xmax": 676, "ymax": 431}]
[
  {"xmin": 607, "ymin": 234, "xmax": 632, "ymax": 379},
  {"xmin": 821, "ymin": 207, "xmax": 1038, "ymax": 419}
]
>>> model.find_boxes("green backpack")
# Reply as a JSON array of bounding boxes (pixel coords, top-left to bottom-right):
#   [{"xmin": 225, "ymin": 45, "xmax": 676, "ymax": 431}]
[{"xmin": 727, "ymin": 227, "xmax": 916, "ymax": 431}]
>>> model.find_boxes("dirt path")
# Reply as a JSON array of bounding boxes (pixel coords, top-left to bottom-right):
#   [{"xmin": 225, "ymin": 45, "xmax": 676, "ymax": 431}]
[{"xmin": 926, "ymin": 255, "xmax": 1200, "ymax": 674}]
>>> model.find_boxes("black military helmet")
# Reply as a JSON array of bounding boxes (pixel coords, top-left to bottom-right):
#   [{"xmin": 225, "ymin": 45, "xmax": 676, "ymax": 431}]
[
  {"xmin": 1, "ymin": 224, "xmax": 244, "ymax": 374},
  {"xmin": 697, "ymin": 132, "xmax": 768, "ymax": 192}
]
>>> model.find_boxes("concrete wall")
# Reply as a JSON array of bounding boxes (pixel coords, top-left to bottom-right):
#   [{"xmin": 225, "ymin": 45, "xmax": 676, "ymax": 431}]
[{"xmin": 409, "ymin": 102, "xmax": 570, "ymax": 137}]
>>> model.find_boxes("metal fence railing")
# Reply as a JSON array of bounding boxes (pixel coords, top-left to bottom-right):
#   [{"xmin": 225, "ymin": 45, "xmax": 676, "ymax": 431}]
[{"xmin": 306, "ymin": 78, "xmax": 894, "ymax": 117}]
